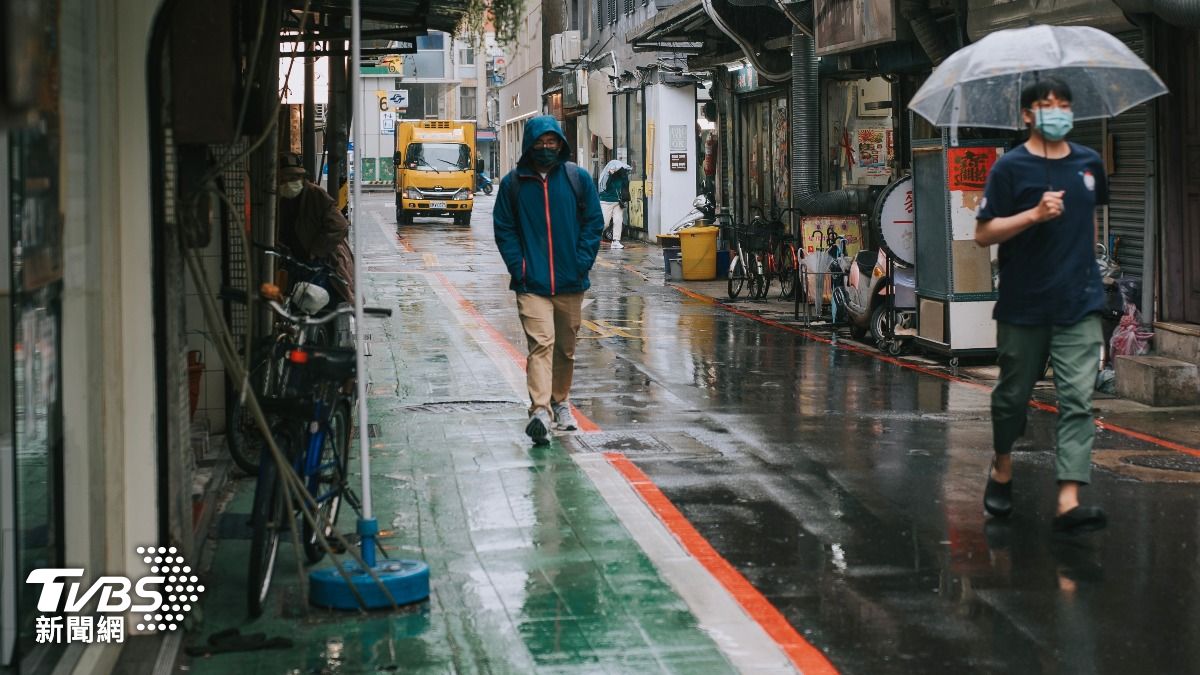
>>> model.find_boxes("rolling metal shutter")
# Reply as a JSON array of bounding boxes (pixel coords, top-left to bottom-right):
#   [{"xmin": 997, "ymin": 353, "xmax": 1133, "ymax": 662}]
[
  {"xmin": 1106, "ymin": 30, "xmax": 1148, "ymax": 278},
  {"xmin": 1066, "ymin": 31, "xmax": 1147, "ymax": 278}
]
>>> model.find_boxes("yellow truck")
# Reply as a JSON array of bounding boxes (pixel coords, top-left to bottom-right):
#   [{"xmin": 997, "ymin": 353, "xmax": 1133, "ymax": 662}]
[{"xmin": 394, "ymin": 120, "xmax": 476, "ymax": 225}]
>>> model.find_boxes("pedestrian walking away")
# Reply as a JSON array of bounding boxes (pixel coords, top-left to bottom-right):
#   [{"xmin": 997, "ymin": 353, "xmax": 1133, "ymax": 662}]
[
  {"xmin": 974, "ymin": 77, "xmax": 1108, "ymax": 534},
  {"xmin": 598, "ymin": 159, "xmax": 631, "ymax": 249},
  {"xmin": 492, "ymin": 115, "xmax": 604, "ymax": 445},
  {"xmin": 277, "ymin": 152, "xmax": 356, "ymax": 303}
]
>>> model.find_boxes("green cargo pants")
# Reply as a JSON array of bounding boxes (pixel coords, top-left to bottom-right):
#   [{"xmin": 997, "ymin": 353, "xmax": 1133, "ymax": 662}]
[{"xmin": 992, "ymin": 314, "xmax": 1102, "ymax": 484}]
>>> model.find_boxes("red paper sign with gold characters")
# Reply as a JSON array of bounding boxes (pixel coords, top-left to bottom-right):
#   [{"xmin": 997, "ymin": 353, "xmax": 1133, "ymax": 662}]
[{"xmin": 947, "ymin": 147, "xmax": 999, "ymax": 191}]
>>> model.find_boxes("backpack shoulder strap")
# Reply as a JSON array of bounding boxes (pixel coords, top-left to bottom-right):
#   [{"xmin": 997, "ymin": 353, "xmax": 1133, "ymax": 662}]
[
  {"xmin": 505, "ymin": 173, "xmax": 521, "ymax": 228},
  {"xmin": 563, "ymin": 161, "xmax": 586, "ymax": 218}
]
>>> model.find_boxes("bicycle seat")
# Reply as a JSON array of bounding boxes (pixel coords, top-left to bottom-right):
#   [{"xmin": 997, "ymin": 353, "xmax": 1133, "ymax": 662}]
[{"xmin": 306, "ymin": 346, "xmax": 358, "ymax": 381}]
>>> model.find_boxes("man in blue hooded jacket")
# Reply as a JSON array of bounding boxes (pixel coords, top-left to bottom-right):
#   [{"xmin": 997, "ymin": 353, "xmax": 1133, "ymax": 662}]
[{"xmin": 493, "ymin": 115, "xmax": 604, "ymax": 445}]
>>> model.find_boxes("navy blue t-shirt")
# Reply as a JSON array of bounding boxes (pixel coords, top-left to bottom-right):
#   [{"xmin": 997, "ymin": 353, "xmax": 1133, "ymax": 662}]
[{"xmin": 976, "ymin": 142, "xmax": 1108, "ymax": 326}]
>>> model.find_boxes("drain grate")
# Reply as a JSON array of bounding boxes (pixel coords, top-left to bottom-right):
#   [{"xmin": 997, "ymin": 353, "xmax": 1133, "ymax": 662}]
[
  {"xmin": 1122, "ymin": 454, "xmax": 1200, "ymax": 473},
  {"xmin": 575, "ymin": 432, "xmax": 678, "ymax": 455},
  {"xmin": 400, "ymin": 400, "xmax": 523, "ymax": 414},
  {"xmin": 351, "ymin": 423, "xmax": 380, "ymax": 439}
]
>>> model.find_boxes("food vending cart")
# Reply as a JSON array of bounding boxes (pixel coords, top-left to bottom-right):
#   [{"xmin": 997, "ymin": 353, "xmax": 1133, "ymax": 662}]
[{"xmin": 911, "ymin": 129, "xmax": 1007, "ymax": 365}]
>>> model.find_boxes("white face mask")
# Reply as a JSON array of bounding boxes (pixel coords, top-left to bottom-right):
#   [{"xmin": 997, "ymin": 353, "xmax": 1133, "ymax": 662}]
[{"xmin": 279, "ymin": 179, "xmax": 303, "ymax": 199}]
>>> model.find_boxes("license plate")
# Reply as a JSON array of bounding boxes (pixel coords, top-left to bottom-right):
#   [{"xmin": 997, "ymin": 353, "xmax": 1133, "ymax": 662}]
[{"xmin": 429, "ymin": 201, "xmax": 447, "ymax": 209}]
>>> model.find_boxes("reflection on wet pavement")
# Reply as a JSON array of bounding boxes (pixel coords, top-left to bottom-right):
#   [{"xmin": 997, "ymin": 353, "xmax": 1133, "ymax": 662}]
[{"xmin": 190, "ymin": 193, "xmax": 1200, "ymax": 674}]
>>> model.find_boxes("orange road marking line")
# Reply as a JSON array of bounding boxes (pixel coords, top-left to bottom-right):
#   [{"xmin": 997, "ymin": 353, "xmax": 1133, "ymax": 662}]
[{"xmin": 605, "ymin": 452, "xmax": 840, "ymax": 675}]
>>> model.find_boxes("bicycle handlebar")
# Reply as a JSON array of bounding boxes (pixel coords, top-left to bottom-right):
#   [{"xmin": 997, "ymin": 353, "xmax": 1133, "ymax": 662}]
[{"xmin": 266, "ymin": 301, "xmax": 393, "ymax": 325}]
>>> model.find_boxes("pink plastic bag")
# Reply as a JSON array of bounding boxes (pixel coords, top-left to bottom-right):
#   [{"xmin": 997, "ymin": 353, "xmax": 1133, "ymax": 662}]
[{"xmin": 1109, "ymin": 305, "xmax": 1154, "ymax": 357}]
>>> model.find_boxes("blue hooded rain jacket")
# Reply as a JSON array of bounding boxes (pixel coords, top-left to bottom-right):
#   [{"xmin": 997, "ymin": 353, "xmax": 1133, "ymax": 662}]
[{"xmin": 493, "ymin": 116, "xmax": 604, "ymax": 296}]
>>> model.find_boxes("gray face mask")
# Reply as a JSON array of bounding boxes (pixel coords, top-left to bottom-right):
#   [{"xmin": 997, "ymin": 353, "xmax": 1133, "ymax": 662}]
[{"xmin": 279, "ymin": 179, "xmax": 304, "ymax": 199}]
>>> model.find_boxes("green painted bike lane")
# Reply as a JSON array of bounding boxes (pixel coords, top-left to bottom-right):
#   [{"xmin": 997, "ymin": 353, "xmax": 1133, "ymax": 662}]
[{"xmin": 184, "ymin": 267, "xmax": 736, "ymax": 673}]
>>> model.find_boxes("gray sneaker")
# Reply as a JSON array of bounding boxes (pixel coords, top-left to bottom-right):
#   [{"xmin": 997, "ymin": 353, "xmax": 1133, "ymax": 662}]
[
  {"xmin": 525, "ymin": 408, "xmax": 552, "ymax": 445},
  {"xmin": 552, "ymin": 403, "xmax": 578, "ymax": 431}
]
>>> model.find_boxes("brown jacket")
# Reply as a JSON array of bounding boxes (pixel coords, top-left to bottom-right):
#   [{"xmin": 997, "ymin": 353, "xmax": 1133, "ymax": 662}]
[{"xmin": 278, "ymin": 179, "xmax": 355, "ymax": 302}]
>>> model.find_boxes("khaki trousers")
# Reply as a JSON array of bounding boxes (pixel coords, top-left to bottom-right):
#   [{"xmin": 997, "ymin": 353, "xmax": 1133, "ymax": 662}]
[{"xmin": 516, "ymin": 292, "xmax": 584, "ymax": 414}]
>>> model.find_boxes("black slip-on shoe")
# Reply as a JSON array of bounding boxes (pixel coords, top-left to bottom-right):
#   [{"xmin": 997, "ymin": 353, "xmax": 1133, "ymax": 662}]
[
  {"xmin": 525, "ymin": 412, "xmax": 550, "ymax": 446},
  {"xmin": 984, "ymin": 470, "xmax": 1013, "ymax": 518},
  {"xmin": 1052, "ymin": 505, "xmax": 1107, "ymax": 535}
]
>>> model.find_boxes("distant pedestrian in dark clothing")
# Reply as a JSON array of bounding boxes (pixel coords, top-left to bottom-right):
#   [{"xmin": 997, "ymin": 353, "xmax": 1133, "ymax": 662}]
[
  {"xmin": 975, "ymin": 77, "xmax": 1108, "ymax": 534},
  {"xmin": 277, "ymin": 153, "xmax": 355, "ymax": 302},
  {"xmin": 598, "ymin": 160, "xmax": 631, "ymax": 249}
]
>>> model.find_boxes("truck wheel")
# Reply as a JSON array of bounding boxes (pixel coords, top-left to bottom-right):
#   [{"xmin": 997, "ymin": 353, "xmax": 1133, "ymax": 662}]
[{"xmin": 455, "ymin": 211, "xmax": 472, "ymax": 226}]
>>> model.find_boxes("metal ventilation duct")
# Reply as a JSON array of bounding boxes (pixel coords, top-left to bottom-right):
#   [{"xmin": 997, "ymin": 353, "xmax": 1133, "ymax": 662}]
[{"xmin": 790, "ymin": 30, "xmax": 877, "ymax": 217}]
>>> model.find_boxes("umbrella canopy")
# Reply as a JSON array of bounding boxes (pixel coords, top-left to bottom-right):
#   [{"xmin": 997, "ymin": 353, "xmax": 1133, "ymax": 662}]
[{"xmin": 909, "ymin": 24, "xmax": 1167, "ymax": 131}]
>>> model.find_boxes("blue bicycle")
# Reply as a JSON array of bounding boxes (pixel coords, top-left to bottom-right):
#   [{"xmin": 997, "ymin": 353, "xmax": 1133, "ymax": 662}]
[{"xmin": 243, "ymin": 248, "xmax": 390, "ymax": 617}]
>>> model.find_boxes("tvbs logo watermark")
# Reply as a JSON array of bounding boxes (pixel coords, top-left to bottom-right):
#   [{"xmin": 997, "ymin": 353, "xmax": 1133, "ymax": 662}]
[{"xmin": 25, "ymin": 546, "xmax": 205, "ymax": 645}]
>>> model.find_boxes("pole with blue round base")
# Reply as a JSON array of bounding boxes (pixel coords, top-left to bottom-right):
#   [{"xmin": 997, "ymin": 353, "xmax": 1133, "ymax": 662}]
[
  {"xmin": 309, "ymin": 518, "xmax": 430, "ymax": 610},
  {"xmin": 309, "ymin": 0, "xmax": 429, "ymax": 612}
]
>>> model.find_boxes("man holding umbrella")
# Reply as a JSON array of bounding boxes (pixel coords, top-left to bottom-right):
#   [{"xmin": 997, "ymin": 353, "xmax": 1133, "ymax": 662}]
[
  {"xmin": 974, "ymin": 77, "xmax": 1108, "ymax": 533},
  {"xmin": 909, "ymin": 24, "xmax": 1167, "ymax": 534}
]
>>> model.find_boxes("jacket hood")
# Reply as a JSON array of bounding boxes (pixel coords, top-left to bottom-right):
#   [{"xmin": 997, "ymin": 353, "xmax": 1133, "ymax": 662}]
[{"xmin": 519, "ymin": 115, "xmax": 571, "ymax": 167}]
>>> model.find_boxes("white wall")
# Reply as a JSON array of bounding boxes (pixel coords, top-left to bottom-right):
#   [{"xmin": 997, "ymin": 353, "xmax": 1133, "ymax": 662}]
[
  {"xmin": 497, "ymin": 1, "xmax": 542, "ymax": 172},
  {"xmin": 646, "ymin": 84, "xmax": 698, "ymax": 238}
]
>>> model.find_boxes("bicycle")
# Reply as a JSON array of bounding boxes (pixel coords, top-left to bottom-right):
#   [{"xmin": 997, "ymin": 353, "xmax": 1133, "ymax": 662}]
[
  {"xmin": 768, "ymin": 208, "xmax": 801, "ymax": 300},
  {"xmin": 226, "ymin": 245, "xmax": 350, "ymax": 475},
  {"xmin": 745, "ymin": 213, "xmax": 775, "ymax": 300},
  {"xmin": 725, "ymin": 215, "xmax": 756, "ymax": 300},
  {"xmin": 245, "ymin": 292, "xmax": 392, "ymax": 617},
  {"xmin": 246, "ymin": 300, "xmax": 350, "ymax": 616}
]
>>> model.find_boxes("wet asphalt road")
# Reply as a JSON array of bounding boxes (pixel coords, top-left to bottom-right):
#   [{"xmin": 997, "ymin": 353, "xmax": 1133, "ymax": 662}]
[{"xmin": 364, "ymin": 192, "xmax": 1200, "ymax": 675}]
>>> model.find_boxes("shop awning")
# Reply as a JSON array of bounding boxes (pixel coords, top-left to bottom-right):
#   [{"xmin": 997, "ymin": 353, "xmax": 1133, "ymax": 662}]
[
  {"xmin": 627, "ymin": 0, "xmax": 708, "ymax": 52},
  {"xmin": 288, "ymin": 0, "xmax": 473, "ymax": 36}
]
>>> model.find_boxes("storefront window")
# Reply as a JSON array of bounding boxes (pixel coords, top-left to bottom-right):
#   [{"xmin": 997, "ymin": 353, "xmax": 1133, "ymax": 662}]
[{"xmin": 7, "ymin": 123, "xmax": 65, "ymax": 664}]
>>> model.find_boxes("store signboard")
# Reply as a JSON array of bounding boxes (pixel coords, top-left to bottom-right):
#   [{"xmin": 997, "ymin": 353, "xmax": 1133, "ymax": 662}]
[
  {"xmin": 731, "ymin": 65, "xmax": 759, "ymax": 93},
  {"xmin": 814, "ymin": 0, "xmax": 897, "ymax": 56},
  {"xmin": 670, "ymin": 153, "xmax": 687, "ymax": 170}
]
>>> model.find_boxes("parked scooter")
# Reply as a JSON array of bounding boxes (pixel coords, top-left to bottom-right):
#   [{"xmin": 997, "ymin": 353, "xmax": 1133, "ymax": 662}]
[
  {"xmin": 476, "ymin": 171, "xmax": 494, "ymax": 195},
  {"xmin": 665, "ymin": 192, "xmax": 716, "ymax": 233},
  {"xmin": 832, "ymin": 248, "xmax": 916, "ymax": 353}
]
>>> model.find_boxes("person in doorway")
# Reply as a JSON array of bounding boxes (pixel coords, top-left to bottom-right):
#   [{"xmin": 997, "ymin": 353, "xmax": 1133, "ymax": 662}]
[
  {"xmin": 598, "ymin": 159, "xmax": 632, "ymax": 249},
  {"xmin": 277, "ymin": 152, "xmax": 355, "ymax": 303},
  {"xmin": 493, "ymin": 116, "xmax": 604, "ymax": 445},
  {"xmin": 975, "ymin": 77, "xmax": 1108, "ymax": 534}
]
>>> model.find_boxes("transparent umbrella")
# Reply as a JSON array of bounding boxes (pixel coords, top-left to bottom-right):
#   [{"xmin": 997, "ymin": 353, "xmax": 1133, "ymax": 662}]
[{"xmin": 909, "ymin": 24, "xmax": 1167, "ymax": 133}]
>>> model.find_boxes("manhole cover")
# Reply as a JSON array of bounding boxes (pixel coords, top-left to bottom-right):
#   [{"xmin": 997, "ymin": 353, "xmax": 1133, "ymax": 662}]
[
  {"xmin": 575, "ymin": 432, "xmax": 677, "ymax": 455},
  {"xmin": 1121, "ymin": 454, "xmax": 1200, "ymax": 473},
  {"xmin": 400, "ymin": 400, "xmax": 523, "ymax": 414}
]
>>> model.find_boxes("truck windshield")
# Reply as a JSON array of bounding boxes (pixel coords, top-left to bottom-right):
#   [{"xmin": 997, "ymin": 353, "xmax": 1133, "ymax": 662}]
[{"xmin": 404, "ymin": 143, "xmax": 470, "ymax": 171}]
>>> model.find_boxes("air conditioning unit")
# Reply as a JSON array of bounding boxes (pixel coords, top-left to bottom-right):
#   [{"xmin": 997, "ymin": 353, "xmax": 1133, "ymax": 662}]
[
  {"xmin": 857, "ymin": 77, "xmax": 892, "ymax": 118},
  {"xmin": 550, "ymin": 30, "xmax": 582, "ymax": 69},
  {"xmin": 550, "ymin": 33, "xmax": 565, "ymax": 68},
  {"xmin": 561, "ymin": 30, "xmax": 581, "ymax": 63},
  {"xmin": 577, "ymin": 70, "xmax": 589, "ymax": 105}
]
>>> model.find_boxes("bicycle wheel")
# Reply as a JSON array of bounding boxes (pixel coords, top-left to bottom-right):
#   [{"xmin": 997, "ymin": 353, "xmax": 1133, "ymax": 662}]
[
  {"xmin": 778, "ymin": 245, "xmax": 798, "ymax": 299},
  {"xmin": 226, "ymin": 342, "xmax": 273, "ymax": 475},
  {"xmin": 303, "ymin": 400, "xmax": 352, "ymax": 563},
  {"xmin": 247, "ymin": 424, "xmax": 292, "ymax": 617},
  {"xmin": 727, "ymin": 255, "xmax": 747, "ymax": 299},
  {"xmin": 758, "ymin": 255, "xmax": 774, "ymax": 299}
]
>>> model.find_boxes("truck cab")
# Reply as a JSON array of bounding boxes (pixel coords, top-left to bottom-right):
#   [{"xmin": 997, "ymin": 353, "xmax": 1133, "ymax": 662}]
[{"xmin": 394, "ymin": 120, "xmax": 475, "ymax": 226}]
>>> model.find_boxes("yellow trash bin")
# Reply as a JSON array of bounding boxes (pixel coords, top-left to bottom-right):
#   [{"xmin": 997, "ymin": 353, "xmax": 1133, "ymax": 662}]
[{"xmin": 678, "ymin": 226, "xmax": 719, "ymax": 280}]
